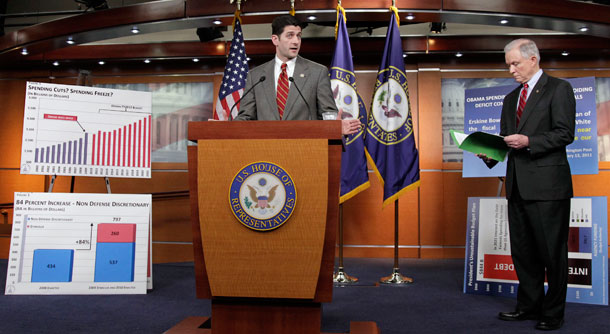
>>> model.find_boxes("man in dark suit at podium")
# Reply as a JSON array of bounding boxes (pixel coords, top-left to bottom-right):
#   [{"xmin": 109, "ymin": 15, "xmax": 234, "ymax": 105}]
[
  {"xmin": 480, "ymin": 38, "xmax": 575, "ymax": 331},
  {"xmin": 234, "ymin": 15, "xmax": 361, "ymax": 135}
]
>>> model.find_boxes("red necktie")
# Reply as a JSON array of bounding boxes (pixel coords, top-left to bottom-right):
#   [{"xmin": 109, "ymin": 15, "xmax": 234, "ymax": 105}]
[
  {"xmin": 276, "ymin": 63, "xmax": 289, "ymax": 119},
  {"xmin": 516, "ymin": 83, "xmax": 528, "ymax": 127}
]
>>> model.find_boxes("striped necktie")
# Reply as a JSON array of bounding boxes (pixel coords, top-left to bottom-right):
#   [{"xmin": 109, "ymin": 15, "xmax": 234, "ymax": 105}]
[
  {"xmin": 516, "ymin": 83, "xmax": 528, "ymax": 127},
  {"xmin": 276, "ymin": 63, "xmax": 289, "ymax": 119}
]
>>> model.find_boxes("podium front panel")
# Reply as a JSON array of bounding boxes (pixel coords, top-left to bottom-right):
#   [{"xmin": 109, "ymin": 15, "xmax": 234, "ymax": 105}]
[{"xmin": 197, "ymin": 139, "xmax": 328, "ymax": 299}]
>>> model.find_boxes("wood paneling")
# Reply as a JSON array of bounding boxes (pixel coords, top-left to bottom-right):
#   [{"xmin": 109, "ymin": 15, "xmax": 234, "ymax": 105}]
[
  {"xmin": 444, "ymin": 0, "xmax": 610, "ymax": 24},
  {"xmin": 342, "ymin": 171, "xmax": 419, "ymax": 248},
  {"xmin": 197, "ymin": 139, "xmax": 328, "ymax": 299},
  {"xmin": 152, "ymin": 243, "xmax": 194, "ymax": 263},
  {"xmin": 152, "ymin": 197, "xmax": 191, "ymax": 243},
  {"xmin": 0, "ymin": 170, "xmax": 45, "ymax": 203},
  {"xmin": 417, "ymin": 65, "xmax": 442, "ymax": 169},
  {"xmin": 0, "ymin": 80, "xmax": 27, "ymax": 169},
  {"xmin": 419, "ymin": 172, "xmax": 444, "ymax": 247},
  {"xmin": 17, "ymin": 0, "xmax": 185, "ymax": 47}
]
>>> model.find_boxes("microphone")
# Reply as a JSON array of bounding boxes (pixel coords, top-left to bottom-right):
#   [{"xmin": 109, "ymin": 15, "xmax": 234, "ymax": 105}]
[
  {"xmin": 288, "ymin": 77, "xmax": 311, "ymax": 114},
  {"xmin": 229, "ymin": 76, "xmax": 266, "ymax": 119}
]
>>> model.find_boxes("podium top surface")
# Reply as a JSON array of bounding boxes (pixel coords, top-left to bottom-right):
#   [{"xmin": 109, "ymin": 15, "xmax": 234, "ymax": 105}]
[{"xmin": 188, "ymin": 120, "xmax": 343, "ymax": 141}]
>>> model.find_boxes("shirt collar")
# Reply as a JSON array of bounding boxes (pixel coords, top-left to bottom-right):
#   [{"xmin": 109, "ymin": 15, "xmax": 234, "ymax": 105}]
[
  {"xmin": 525, "ymin": 69, "xmax": 543, "ymax": 89},
  {"xmin": 275, "ymin": 56, "xmax": 297, "ymax": 70}
]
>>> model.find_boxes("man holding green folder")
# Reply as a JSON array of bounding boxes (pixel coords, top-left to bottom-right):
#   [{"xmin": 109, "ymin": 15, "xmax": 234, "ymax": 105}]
[{"xmin": 479, "ymin": 38, "xmax": 575, "ymax": 331}]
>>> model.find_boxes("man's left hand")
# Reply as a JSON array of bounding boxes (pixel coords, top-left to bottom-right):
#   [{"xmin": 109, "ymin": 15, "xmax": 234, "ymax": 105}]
[
  {"xmin": 504, "ymin": 134, "xmax": 529, "ymax": 149},
  {"xmin": 341, "ymin": 118, "xmax": 362, "ymax": 135}
]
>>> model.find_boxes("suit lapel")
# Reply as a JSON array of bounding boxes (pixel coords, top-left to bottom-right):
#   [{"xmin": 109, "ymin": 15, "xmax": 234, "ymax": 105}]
[
  {"xmin": 282, "ymin": 57, "xmax": 310, "ymax": 120},
  {"xmin": 517, "ymin": 72, "xmax": 548, "ymax": 132},
  {"xmin": 505, "ymin": 89, "xmax": 519, "ymax": 133},
  {"xmin": 262, "ymin": 60, "xmax": 280, "ymax": 120}
]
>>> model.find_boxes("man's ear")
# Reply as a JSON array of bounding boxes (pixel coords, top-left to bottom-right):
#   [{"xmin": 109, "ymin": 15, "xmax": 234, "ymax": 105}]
[{"xmin": 271, "ymin": 34, "xmax": 279, "ymax": 46}]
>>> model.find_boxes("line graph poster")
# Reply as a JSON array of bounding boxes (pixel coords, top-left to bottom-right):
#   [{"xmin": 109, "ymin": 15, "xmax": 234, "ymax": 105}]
[
  {"xmin": 20, "ymin": 82, "xmax": 152, "ymax": 178},
  {"xmin": 5, "ymin": 192, "xmax": 152, "ymax": 295}
]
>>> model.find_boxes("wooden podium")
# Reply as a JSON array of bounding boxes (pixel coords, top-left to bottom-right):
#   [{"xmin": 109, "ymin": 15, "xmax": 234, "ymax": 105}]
[{"xmin": 171, "ymin": 121, "xmax": 378, "ymax": 334}]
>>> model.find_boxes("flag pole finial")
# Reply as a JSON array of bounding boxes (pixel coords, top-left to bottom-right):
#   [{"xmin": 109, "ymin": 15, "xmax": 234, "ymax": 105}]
[
  {"xmin": 282, "ymin": 0, "xmax": 301, "ymax": 16},
  {"xmin": 390, "ymin": 3, "xmax": 400, "ymax": 27},
  {"xmin": 335, "ymin": 3, "xmax": 346, "ymax": 39},
  {"xmin": 229, "ymin": 0, "xmax": 245, "ymax": 11}
]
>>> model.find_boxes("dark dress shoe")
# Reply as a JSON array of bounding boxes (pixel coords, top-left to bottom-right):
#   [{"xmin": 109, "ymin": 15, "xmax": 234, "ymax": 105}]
[
  {"xmin": 498, "ymin": 310, "xmax": 538, "ymax": 321},
  {"xmin": 535, "ymin": 318, "xmax": 564, "ymax": 331}
]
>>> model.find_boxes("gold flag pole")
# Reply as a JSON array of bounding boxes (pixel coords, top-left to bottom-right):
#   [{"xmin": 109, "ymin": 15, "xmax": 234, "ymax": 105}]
[
  {"xmin": 380, "ymin": 198, "xmax": 413, "ymax": 284},
  {"xmin": 334, "ymin": 203, "xmax": 358, "ymax": 283},
  {"xmin": 378, "ymin": 0, "xmax": 413, "ymax": 286},
  {"xmin": 331, "ymin": 0, "xmax": 357, "ymax": 285}
]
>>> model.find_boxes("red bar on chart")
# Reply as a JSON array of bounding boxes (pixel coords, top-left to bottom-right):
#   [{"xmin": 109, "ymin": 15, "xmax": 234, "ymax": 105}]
[
  {"xmin": 138, "ymin": 119, "xmax": 142, "ymax": 168},
  {"xmin": 132, "ymin": 122, "xmax": 136, "ymax": 168},
  {"xmin": 113, "ymin": 130, "xmax": 116, "ymax": 166},
  {"xmin": 92, "ymin": 133, "xmax": 97, "ymax": 165},
  {"xmin": 97, "ymin": 223, "xmax": 137, "ymax": 243},
  {"xmin": 127, "ymin": 124, "xmax": 132, "ymax": 167},
  {"xmin": 148, "ymin": 115, "xmax": 152, "ymax": 167}
]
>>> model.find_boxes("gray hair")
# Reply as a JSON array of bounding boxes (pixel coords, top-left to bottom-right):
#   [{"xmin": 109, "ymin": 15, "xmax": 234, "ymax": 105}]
[{"xmin": 504, "ymin": 38, "xmax": 540, "ymax": 64}]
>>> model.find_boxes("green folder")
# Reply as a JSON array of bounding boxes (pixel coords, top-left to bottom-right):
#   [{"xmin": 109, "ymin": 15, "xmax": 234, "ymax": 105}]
[{"xmin": 450, "ymin": 130, "xmax": 509, "ymax": 162}]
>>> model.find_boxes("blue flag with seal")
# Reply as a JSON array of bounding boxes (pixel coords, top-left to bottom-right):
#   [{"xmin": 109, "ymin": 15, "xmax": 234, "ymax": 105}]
[
  {"xmin": 331, "ymin": 5, "xmax": 370, "ymax": 203},
  {"xmin": 365, "ymin": 7, "xmax": 420, "ymax": 207}
]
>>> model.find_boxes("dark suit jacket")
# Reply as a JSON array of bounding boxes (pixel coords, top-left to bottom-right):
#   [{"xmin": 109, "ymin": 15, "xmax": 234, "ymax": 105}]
[
  {"xmin": 500, "ymin": 72, "xmax": 576, "ymax": 200},
  {"xmin": 234, "ymin": 56, "xmax": 338, "ymax": 121}
]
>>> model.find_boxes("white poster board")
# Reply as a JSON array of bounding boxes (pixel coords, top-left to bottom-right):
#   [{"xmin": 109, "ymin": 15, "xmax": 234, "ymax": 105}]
[
  {"xmin": 5, "ymin": 192, "xmax": 152, "ymax": 295},
  {"xmin": 20, "ymin": 82, "xmax": 152, "ymax": 178}
]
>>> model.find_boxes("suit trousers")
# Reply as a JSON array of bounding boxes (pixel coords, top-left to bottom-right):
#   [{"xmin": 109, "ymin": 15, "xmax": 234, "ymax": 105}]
[{"xmin": 507, "ymin": 179, "xmax": 570, "ymax": 319}]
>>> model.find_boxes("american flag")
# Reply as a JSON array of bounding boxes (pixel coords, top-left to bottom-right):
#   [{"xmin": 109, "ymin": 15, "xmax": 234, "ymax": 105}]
[{"xmin": 214, "ymin": 17, "xmax": 249, "ymax": 120}]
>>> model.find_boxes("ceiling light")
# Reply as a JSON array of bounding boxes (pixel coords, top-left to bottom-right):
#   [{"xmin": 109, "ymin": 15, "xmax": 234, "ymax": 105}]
[
  {"xmin": 66, "ymin": 37, "xmax": 75, "ymax": 45},
  {"xmin": 307, "ymin": 15, "xmax": 317, "ymax": 21},
  {"xmin": 131, "ymin": 26, "xmax": 140, "ymax": 34},
  {"xmin": 406, "ymin": 14, "xmax": 415, "ymax": 20},
  {"xmin": 579, "ymin": 26, "xmax": 589, "ymax": 32},
  {"xmin": 246, "ymin": 57, "xmax": 251, "ymax": 61},
  {"xmin": 499, "ymin": 19, "xmax": 509, "ymax": 25},
  {"xmin": 455, "ymin": 52, "xmax": 463, "ymax": 57},
  {"xmin": 21, "ymin": 48, "xmax": 28, "ymax": 55},
  {"xmin": 98, "ymin": 60, "xmax": 105, "ymax": 65},
  {"xmin": 192, "ymin": 58, "xmax": 199, "ymax": 62},
  {"xmin": 144, "ymin": 59, "xmax": 150, "ymax": 63},
  {"xmin": 52, "ymin": 61, "xmax": 60, "ymax": 66},
  {"xmin": 212, "ymin": 19, "xmax": 222, "ymax": 25},
  {"xmin": 402, "ymin": 53, "xmax": 407, "ymax": 58},
  {"xmin": 561, "ymin": 51, "xmax": 570, "ymax": 56}
]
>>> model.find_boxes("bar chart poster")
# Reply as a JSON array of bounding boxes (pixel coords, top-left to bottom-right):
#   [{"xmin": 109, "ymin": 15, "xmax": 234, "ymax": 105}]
[
  {"xmin": 463, "ymin": 197, "xmax": 608, "ymax": 305},
  {"xmin": 5, "ymin": 192, "xmax": 152, "ymax": 295},
  {"xmin": 20, "ymin": 81, "xmax": 152, "ymax": 178}
]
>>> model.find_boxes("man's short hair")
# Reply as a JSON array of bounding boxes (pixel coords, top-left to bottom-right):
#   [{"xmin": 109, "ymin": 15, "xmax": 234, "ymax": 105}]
[
  {"xmin": 272, "ymin": 15, "xmax": 303, "ymax": 36},
  {"xmin": 504, "ymin": 38, "xmax": 540, "ymax": 64}
]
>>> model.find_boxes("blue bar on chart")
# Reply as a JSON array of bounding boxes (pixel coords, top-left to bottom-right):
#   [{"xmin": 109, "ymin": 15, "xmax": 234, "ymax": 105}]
[
  {"xmin": 94, "ymin": 223, "xmax": 137, "ymax": 282},
  {"xmin": 31, "ymin": 249, "xmax": 74, "ymax": 282},
  {"xmin": 34, "ymin": 133, "xmax": 89, "ymax": 165}
]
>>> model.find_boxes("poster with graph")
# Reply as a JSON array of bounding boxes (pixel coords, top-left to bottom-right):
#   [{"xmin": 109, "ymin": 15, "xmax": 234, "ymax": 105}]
[
  {"xmin": 20, "ymin": 82, "xmax": 152, "ymax": 178},
  {"xmin": 5, "ymin": 192, "xmax": 152, "ymax": 295}
]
